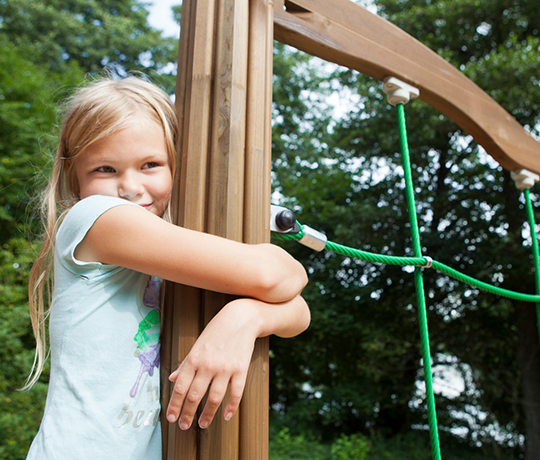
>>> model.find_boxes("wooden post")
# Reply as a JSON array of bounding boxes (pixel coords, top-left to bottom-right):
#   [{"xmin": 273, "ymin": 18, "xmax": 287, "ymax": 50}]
[{"xmin": 161, "ymin": 0, "xmax": 274, "ymax": 459}]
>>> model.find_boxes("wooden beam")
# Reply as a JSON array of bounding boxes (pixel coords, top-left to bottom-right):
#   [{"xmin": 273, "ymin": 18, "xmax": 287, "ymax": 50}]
[
  {"xmin": 274, "ymin": 0, "xmax": 540, "ymax": 175},
  {"xmin": 162, "ymin": 0, "xmax": 274, "ymax": 459}
]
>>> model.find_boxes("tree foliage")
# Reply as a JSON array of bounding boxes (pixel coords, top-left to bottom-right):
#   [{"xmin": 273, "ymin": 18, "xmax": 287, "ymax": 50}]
[
  {"xmin": 0, "ymin": 36, "xmax": 79, "ymax": 457},
  {"xmin": 270, "ymin": 0, "xmax": 540, "ymax": 457},
  {"xmin": 0, "ymin": 1, "xmax": 178, "ymax": 457},
  {"xmin": 0, "ymin": 0, "xmax": 178, "ymax": 84}
]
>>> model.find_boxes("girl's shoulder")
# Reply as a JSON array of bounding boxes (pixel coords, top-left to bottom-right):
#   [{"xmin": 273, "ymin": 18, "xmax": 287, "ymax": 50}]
[
  {"xmin": 56, "ymin": 196, "xmax": 139, "ymax": 269},
  {"xmin": 62, "ymin": 195, "xmax": 138, "ymax": 230},
  {"xmin": 69, "ymin": 195, "xmax": 136, "ymax": 215}
]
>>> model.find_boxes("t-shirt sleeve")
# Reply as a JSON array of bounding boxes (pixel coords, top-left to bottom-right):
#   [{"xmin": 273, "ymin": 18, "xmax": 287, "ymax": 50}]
[{"xmin": 56, "ymin": 195, "xmax": 139, "ymax": 275}]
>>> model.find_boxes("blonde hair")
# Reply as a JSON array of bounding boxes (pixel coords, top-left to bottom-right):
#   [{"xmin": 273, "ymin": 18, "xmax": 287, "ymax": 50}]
[{"xmin": 25, "ymin": 76, "xmax": 178, "ymax": 389}]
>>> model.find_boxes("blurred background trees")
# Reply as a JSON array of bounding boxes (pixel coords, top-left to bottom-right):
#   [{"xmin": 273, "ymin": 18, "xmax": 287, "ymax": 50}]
[
  {"xmin": 0, "ymin": 1, "xmax": 176, "ymax": 457},
  {"xmin": 1, "ymin": 0, "xmax": 539, "ymax": 458},
  {"xmin": 269, "ymin": 0, "xmax": 540, "ymax": 458}
]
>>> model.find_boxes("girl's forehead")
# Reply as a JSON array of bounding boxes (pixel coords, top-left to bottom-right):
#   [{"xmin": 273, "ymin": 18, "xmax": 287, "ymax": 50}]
[{"xmin": 80, "ymin": 120, "xmax": 169, "ymax": 161}]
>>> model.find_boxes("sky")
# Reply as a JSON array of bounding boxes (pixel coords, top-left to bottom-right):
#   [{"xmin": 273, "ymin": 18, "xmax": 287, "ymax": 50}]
[{"xmin": 146, "ymin": 0, "xmax": 181, "ymax": 38}]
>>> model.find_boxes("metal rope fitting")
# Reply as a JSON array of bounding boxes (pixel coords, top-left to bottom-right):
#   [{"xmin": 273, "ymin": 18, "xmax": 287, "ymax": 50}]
[
  {"xmin": 383, "ymin": 77, "xmax": 420, "ymax": 106},
  {"xmin": 299, "ymin": 225, "xmax": 327, "ymax": 252}
]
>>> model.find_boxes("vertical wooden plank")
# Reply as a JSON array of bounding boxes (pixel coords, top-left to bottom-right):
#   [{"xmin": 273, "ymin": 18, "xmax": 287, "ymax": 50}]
[
  {"xmin": 203, "ymin": 0, "xmax": 248, "ymax": 457},
  {"xmin": 207, "ymin": 0, "xmax": 249, "ymax": 241},
  {"xmin": 163, "ymin": 0, "xmax": 218, "ymax": 458},
  {"xmin": 240, "ymin": 1, "xmax": 274, "ymax": 459},
  {"xmin": 244, "ymin": 0, "xmax": 273, "ymax": 243},
  {"xmin": 200, "ymin": 292, "xmax": 239, "ymax": 459},
  {"xmin": 161, "ymin": 0, "xmax": 196, "ymax": 455},
  {"xmin": 177, "ymin": 0, "xmax": 217, "ymax": 231}
]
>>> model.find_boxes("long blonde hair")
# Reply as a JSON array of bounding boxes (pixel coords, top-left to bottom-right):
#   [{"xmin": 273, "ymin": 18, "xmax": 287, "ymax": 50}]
[{"xmin": 25, "ymin": 76, "xmax": 178, "ymax": 389}]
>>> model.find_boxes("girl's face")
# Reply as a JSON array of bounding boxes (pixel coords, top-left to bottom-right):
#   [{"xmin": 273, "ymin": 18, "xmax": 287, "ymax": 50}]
[{"xmin": 74, "ymin": 115, "xmax": 173, "ymax": 217}]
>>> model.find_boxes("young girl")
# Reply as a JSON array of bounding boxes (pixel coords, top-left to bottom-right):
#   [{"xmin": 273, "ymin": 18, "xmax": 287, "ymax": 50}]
[{"xmin": 26, "ymin": 76, "xmax": 310, "ymax": 459}]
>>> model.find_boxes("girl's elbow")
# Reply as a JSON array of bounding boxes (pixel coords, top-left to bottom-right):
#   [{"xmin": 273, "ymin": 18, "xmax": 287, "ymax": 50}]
[
  {"xmin": 267, "ymin": 263, "xmax": 307, "ymax": 302},
  {"xmin": 284, "ymin": 264, "xmax": 308, "ymax": 300},
  {"xmin": 279, "ymin": 297, "xmax": 311, "ymax": 338},
  {"xmin": 296, "ymin": 261, "xmax": 309, "ymax": 290},
  {"xmin": 253, "ymin": 245, "xmax": 307, "ymax": 301},
  {"xmin": 298, "ymin": 298, "xmax": 311, "ymax": 334}
]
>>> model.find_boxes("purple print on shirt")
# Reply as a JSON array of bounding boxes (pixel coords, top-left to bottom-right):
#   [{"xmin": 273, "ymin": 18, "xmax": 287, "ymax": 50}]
[{"xmin": 130, "ymin": 278, "xmax": 161, "ymax": 398}]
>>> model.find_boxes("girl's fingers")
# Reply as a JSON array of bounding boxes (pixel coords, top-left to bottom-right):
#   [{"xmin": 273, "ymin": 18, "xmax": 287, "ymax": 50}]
[
  {"xmin": 222, "ymin": 372, "xmax": 248, "ymax": 422},
  {"xmin": 176, "ymin": 373, "xmax": 213, "ymax": 430},
  {"xmin": 166, "ymin": 365, "xmax": 196, "ymax": 424},
  {"xmin": 197, "ymin": 377, "xmax": 230, "ymax": 429},
  {"xmin": 166, "ymin": 367, "xmax": 249, "ymax": 430}
]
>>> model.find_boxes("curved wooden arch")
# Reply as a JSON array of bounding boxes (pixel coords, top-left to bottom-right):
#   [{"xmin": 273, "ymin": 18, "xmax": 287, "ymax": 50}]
[{"xmin": 275, "ymin": 0, "xmax": 540, "ymax": 175}]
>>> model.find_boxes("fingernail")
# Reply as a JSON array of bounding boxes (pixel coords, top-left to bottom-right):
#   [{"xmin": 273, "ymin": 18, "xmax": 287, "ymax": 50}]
[
  {"xmin": 180, "ymin": 421, "xmax": 189, "ymax": 431},
  {"xmin": 224, "ymin": 412, "xmax": 233, "ymax": 421},
  {"xmin": 199, "ymin": 420, "xmax": 208, "ymax": 429},
  {"xmin": 167, "ymin": 414, "xmax": 176, "ymax": 423}
]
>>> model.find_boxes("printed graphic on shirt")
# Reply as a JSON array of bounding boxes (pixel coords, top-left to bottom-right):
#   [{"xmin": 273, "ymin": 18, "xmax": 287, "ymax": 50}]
[
  {"xmin": 114, "ymin": 376, "xmax": 160, "ymax": 429},
  {"xmin": 130, "ymin": 277, "xmax": 161, "ymax": 398}
]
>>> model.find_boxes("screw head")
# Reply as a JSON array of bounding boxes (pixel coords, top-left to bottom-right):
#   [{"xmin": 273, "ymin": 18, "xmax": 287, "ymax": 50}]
[{"xmin": 276, "ymin": 210, "xmax": 296, "ymax": 231}]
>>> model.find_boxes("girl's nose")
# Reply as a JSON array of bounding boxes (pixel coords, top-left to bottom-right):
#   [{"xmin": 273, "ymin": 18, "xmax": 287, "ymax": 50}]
[{"xmin": 118, "ymin": 173, "xmax": 144, "ymax": 199}]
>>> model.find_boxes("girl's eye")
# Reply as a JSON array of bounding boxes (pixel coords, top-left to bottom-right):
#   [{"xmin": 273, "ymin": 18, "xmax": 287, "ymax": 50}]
[
  {"xmin": 96, "ymin": 165, "xmax": 115, "ymax": 173},
  {"xmin": 143, "ymin": 162, "xmax": 160, "ymax": 169}
]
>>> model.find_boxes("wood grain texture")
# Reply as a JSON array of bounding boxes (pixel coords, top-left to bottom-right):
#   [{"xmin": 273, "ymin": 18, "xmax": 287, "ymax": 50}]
[
  {"xmin": 241, "ymin": 1, "xmax": 274, "ymax": 457},
  {"xmin": 162, "ymin": 0, "xmax": 273, "ymax": 458}
]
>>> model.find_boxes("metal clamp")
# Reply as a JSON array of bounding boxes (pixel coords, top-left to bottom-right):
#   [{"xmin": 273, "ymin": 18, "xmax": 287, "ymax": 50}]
[
  {"xmin": 421, "ymin": 256, "xmax": 433, "ymax": 269},
  {"xmin": 270, "ymin": 205, "xmax": 301, "ymax": 234},
  {"xmin": 270, "ymin": 205, "xmax": 327, "ymax": 251}
]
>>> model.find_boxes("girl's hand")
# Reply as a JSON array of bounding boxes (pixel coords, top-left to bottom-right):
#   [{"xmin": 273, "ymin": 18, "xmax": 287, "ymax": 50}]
[
  {"xmin": 165, "ymin": 295, "xmax": 310, "ymax": 429},
  {"xmin": 165, "ymin": 300, "xmax": 259, "ymax": 430}
]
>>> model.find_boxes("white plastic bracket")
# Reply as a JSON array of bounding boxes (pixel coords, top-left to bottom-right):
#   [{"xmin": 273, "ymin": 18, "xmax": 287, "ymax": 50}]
[
  {"xmin": 383, "ymin": 77, "xmax": 420, "ymax": 106},
  {"xmin": 511, "ymin": 169, "xmax": 539, "ymax": 190}
]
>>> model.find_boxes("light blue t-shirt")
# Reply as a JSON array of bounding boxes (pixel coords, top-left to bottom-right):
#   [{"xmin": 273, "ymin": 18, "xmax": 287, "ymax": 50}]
[{"xmin": 27, "ymin": 195, "xmax": 162, "ymax": 460}]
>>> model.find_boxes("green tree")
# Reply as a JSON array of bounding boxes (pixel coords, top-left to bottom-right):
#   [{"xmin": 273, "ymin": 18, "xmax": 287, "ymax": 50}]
[
  {"xmin": 0, "ymin": 0, "xmax": 178, "ymax": 86},
  {"xmin": 0, "ymin": 1, "xmax": 179, "ymax": 457},
  {"xmin": 269, "ymin": 0, "xmax": 540, "ymax": 457},
  {"xmin": 375, "ymin": 0, "xmax": 540, "ymax": 456},
  {"xmin": 0, "ymin": 34, "xmax": 83, "ymax": 457}
]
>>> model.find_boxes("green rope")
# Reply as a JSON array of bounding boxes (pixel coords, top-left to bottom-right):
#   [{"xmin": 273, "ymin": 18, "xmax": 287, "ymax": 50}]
[
  {"xmin": 524, "ymin": 189, "xmax": 540, "ymax": 343},
  {"xmin": 396, "ymin": 103, "xmax": 442, "ymax": 460},
  {"xmin": 274, "ymin": 231, "xmax": 540, "ymax": 303}
]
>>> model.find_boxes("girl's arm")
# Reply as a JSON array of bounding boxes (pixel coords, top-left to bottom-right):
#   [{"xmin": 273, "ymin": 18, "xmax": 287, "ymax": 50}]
[
  {"xmin": 77, "ymin": 204, "xmax": 307, "ymax": 303},
  {"xmin": 165, "ymin": 295, "xmax": 310, "ymax": 430}
]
